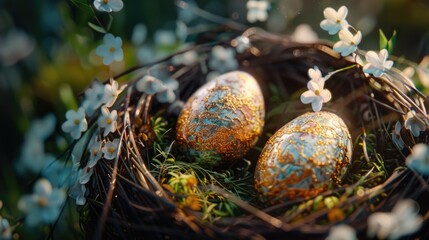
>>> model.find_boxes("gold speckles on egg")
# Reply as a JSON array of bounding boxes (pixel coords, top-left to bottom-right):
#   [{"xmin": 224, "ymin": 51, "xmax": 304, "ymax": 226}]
[
  {"xmin": 255, "ymin": 111, "xmax": 352, "ymax": 204},
  {"xmin": 176, "ymin": 71, "xmax": 265, "ymax": 166}
]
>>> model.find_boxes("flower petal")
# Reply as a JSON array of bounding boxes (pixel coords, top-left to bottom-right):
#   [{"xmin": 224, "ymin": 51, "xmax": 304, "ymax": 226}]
[
  {"xmin": 323, "ymin": 7, "xmax": 336, "ymax": 20},
  {"xmin": 311, "ymin": 99, "xmax": 323, "ymax": 112},
  {"xmin": 157, "ymin": 89, "xmax": 176, "ymax": 103},
  {"xmin": 354, "ymin": 31, "xmax": 362, "ymax": 45},
  {"xmin": 103, "ymin": 55, "xmax": 114, "ymax": 65},
  {"xmin": 104, "ymin": 33, "xmax": 114, "ymax": 43},
  {"xmin": 48, "ymin": 189, "xmax": 66, "ymax": 207},
  {"xmin": 114, "ymin": 48, "xmax": 123, "ymax": 61},
  {"xmin": 34, "ymin": 179, "xmax": 52, "ymax": 196},
  {"xmin": 379, "ymin": 49, "xmax": 388, "ymax": 62},
  {"xmin": 26, "ymin": 211, "xmax": 42, "ymax": 227},
  {"xmin": 333, "ymin": 41, "xmax": 347, "ymax": 53},
  {"xmin": 70, "ymin": 128, "xmax": 82, "ymax": 140},
  {"xmin": 109, "ymin": 0, "xmax": 124, "ymax": 12},
  {"xmin": 338, "ymin": 29, "xmax": 353, "ymax": 42},
  {"xmin": 321, "ymin": 89, "xmax": 332, "ymax": 102},
  {"xmin": 365, "ymin": 50, "xmax": 380, "ymax": 65},
  {"xmin": 65, "ymin": 109, "xmax": 76, "ymax": 121},
  {"xmin": 300, "ymin": 90, "xmax": 315, "ymax": 104},
  {"xmin": 384, "ymin": 60, "xmax": 394, "ymax": 70},
  {"xmin": 307, "ymin": 80, "xmax": 319, "ymax": 92},
  {"xmin": 337, "ymin": 6, "xmax": 348, "ymax": 20},
  {"xmin": 308, "ymin": 67, "xmax": 322, "ymax": 81}
]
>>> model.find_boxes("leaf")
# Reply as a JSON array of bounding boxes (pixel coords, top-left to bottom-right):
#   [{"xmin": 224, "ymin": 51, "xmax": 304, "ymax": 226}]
[
  {"xmin": 70, "ymin": 0, "xmax": 91, "ymax": 11},
  {"xmin": 379, "ymin": 29, "xmax": 397, "ymax": 54},
  {"xmin": 59, "ymin": 84, "xmax": 78, "ymax": 110},
  {"xmin": 379, "ymin": 29, "xmax": 388, "ymax": 50},
  {"xmin": 106, "ymin": 14, "xmax": 113, "ymax": 32},
  {"xmin": 88, "ymin": 22, "xmax": 106, "ymax": 34},
  {"xmin": 212, "ymin": 209, "xmax": 229, "ymax": 217},
  {"xmin": 387, "ymin": 30, "xmax": 397, "ymax": 54}
]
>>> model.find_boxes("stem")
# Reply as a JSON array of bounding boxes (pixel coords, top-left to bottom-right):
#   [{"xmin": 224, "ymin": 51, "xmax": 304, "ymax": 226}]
[
  {"xmin": 109, "ymin": 64, "xmax": 113, "ymax": 79},
  {"xmin": 325, "ymin": 64, "xmax": 357, "ymax": 81},
  {"xmin": 90, "ymin": 3, "xmax": 107, "ymax": 33},
  {"xmin": 348, "ymin": 25, "xmax": 359, "ymax": 34},
  {"xmin": 175, "ymin": 0, "xmax": 248, "ymax": 32}
]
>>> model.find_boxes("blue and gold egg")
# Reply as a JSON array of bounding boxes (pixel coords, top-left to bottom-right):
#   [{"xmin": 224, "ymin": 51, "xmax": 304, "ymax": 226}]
[
  {"xmin": 255, "ymin": 111, "xmax": 352, "ymax": 203},
  {"xmin": 176, "ymin": 71, "xmax": 265, "ymax": 166}
]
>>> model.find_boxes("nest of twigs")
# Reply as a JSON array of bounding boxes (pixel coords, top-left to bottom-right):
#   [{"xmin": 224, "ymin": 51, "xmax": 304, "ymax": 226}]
[{"xmin": 69, "ymin": 28, "xmax": 429, "ymax": 240}]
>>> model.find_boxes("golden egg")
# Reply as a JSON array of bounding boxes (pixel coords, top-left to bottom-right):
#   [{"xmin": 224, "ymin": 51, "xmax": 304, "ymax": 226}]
[
  {"xmin": 255, "ymin": 111, "xmax": 352, "ymax": 203},
  {"xmin": 176, "ymin": 71, "xmax": 265, "ymax": 166}
]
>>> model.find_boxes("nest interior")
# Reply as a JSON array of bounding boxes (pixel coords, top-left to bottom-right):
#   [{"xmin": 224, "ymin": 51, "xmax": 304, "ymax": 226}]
[{"xmin": 71, "ymin": 30, "xmax": 429, "ymax": 240}]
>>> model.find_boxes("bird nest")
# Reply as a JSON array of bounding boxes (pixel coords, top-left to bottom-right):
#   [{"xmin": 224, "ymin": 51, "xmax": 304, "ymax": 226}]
[{"xmin": 68, "ymin": 28, "xmax": 429, "ymax": 239}]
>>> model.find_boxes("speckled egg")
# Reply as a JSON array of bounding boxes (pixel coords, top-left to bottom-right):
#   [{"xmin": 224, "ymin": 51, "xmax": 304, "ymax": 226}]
[
  {"xmin": 255, "ymin": 111, "xmax": 352, "ymax": 203},
  {"xmin": 176, "ymin": 71, "xmax": 264, "ymax": 166}
]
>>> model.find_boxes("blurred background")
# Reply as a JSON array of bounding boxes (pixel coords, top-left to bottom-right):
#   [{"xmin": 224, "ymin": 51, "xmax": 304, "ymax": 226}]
[{"xmin": 0, "ymin": 0, "xmax": 428, "ymax": 238}]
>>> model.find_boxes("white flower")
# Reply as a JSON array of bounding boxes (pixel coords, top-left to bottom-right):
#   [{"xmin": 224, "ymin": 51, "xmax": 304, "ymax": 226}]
[
  {"xmin": 367, "ymin": 199, "xmax": 422, "ymax": 240},
  {"xmin": 161, "ymin": 78, "xmax": 179, "ymax": 91},
  {"xmin": 102, "ymin": 79, "xmax": 126, "ymax": 108},
  {"xmin": 154, "ymin": 30, "xmax": 177, "ymax": 46},
  {"xmin": 95, "ymin": 33, "xmax": 124, "ymax": 65},
  {"xmin": 172, "ymin": 50, "xmax": 198, "ymax": 66},
  {"xmin": 320, "ymin": 6, "xmax": 349, "ymax": 35},
  {"xmin": 168, "ymin": 100, "xmax": 185, "ymax": 116},
  {"xmin": 27, "ymin": 114, "xmax": 56, "ymax": 141},
  {"xmin": 325, "ymin": 224, "xmax": 357, "ymax": 240},
  {"xmin": 178, "ymin": 1, "xmax": 196, "ymax": 24},
  {"xmin": 246, "ymin": 0, "xmax": 270, "ymax": 23},
  {"xmin": 136, "ymin": 75, "xmax": 164, "ymax": 94},
  {"xmin": 176, "ymin": 20, "xmax": 188, "ymax": 43},
  {"xmin": 69, "ymin": 182, "xmax": 87, "ymax": 206},
  {"xmin": 392, "ymin": 121, "xmax": 405, "ymax": 150},
  {"xmin": 98, "ymin": 106, "xmax": 118, "ymax": 137},
  {"xmin": 406, "ymin": 143, "xmax": 429, "ymax": 175},
  {"xmin": 291, "ymin": 24, "xmax": 318, "ymax": 44},
  {"xmin": 93, "ymin": 0, "xmax": 123, "ymax": 12},
  {"xmin": 0, "ymin": 216, "xmax": 12, "ymax": 239},
  {"xmin": 61, "ymin": 107, "xmax": 88, "ymax": 140},
  {"xmin": 157, "ymin": 78, "xmax": 179, "ymax": 103},
  {"xmin": 102, "ymin": 138, "xmax": 120, "ymax": 160},
  {"xmin": 82, "ymin": 81, "xmax": 105, "ymax": 116},
  {"xmin": 70, "ymin": 132, "xmax": 92, "ymax": 170},
  {"xmin": 333, "ymin": 29, "xmax": 362, "ymax": 57},
  {"xmin": 208, "ymin": 46, "xmax": 238, "ymax": 73},
  {"xmin": 88, "ymin": 139, "xmax": 103, "ymax": 168},
  {"xmin": 78, "ymin": 162, "xmax": 94, "ymax": 185},
  {"xmin": 392, "ymin": 66, "xmax": 415, "ymax": 93},
  {"xmin": 416, "ymin": 56, "xmax": 429, "ymax": 88},
  {"xmin": 0, "ymin": 29, "xmax": 35, "ymax": 66},
  {"xmin": 404, "ymin": 110, "xmax": 426, "ymax": 137},
  {"xmin": 136, "ymin": 75, "xmax": 179, "ymax": 103},
  {"xmin": 157, "ymin": 89, "xmax": 176, "ymax": 103},
  {"xmin": 18, "ymin": 179, "xmax": 66, "ymax": 227},
  {"xmin": 363, "ymin": 49, "xmax": 394, "ymax": 77},
  {"xmin": 403, "ymin": 66, "xmax": 415, "ymax": 79},
  {"xmin": 352, "ymin": 52, "xmax": 365, "ymax": 66},
  {"xmin": 233, "ymin": 36, "xmax": 251, "ymax": 53},
  {"xmin": 300, "ymin": 67, "xmax": 332, "ymax": 112},
  {"xmin": 17, "ymin": 115, "xmax": 55, "ymax": 174},
  {"xmin": 308, "ymin": 66, "xmax": 324, "ymax": 82},
  {"xmin": 18, "ymin": 137, "xmax": 51, "ymax": 174},
  {"xmin": 136, "ymin": 45, "xmax": 156, "ymax": 64},
  {"xmin": 41, "ymin": 159, "xmax": 73, "ymax": 188},
  {"xmin": 206, "ymin": 71, "xmax": 220, "ymax": 82},
  {"xmin": 131, "ymin": 23, "xmax": 147, "ymax": 46}
]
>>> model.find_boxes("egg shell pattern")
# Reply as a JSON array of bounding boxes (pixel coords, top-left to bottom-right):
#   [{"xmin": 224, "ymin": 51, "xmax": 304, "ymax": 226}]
[
  {"xmin": 176, "ymin": 71, "xmax": 264, "ymax": 166},
  {"xmin": 255, "ymin": 111, "xmax": 352, "ymax": 203}
]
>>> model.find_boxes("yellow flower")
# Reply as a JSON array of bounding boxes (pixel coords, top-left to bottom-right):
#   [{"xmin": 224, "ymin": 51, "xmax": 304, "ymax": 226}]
[{"xmin": 183, "ymin": 195, "xmax": 202, "ymax": 211}]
